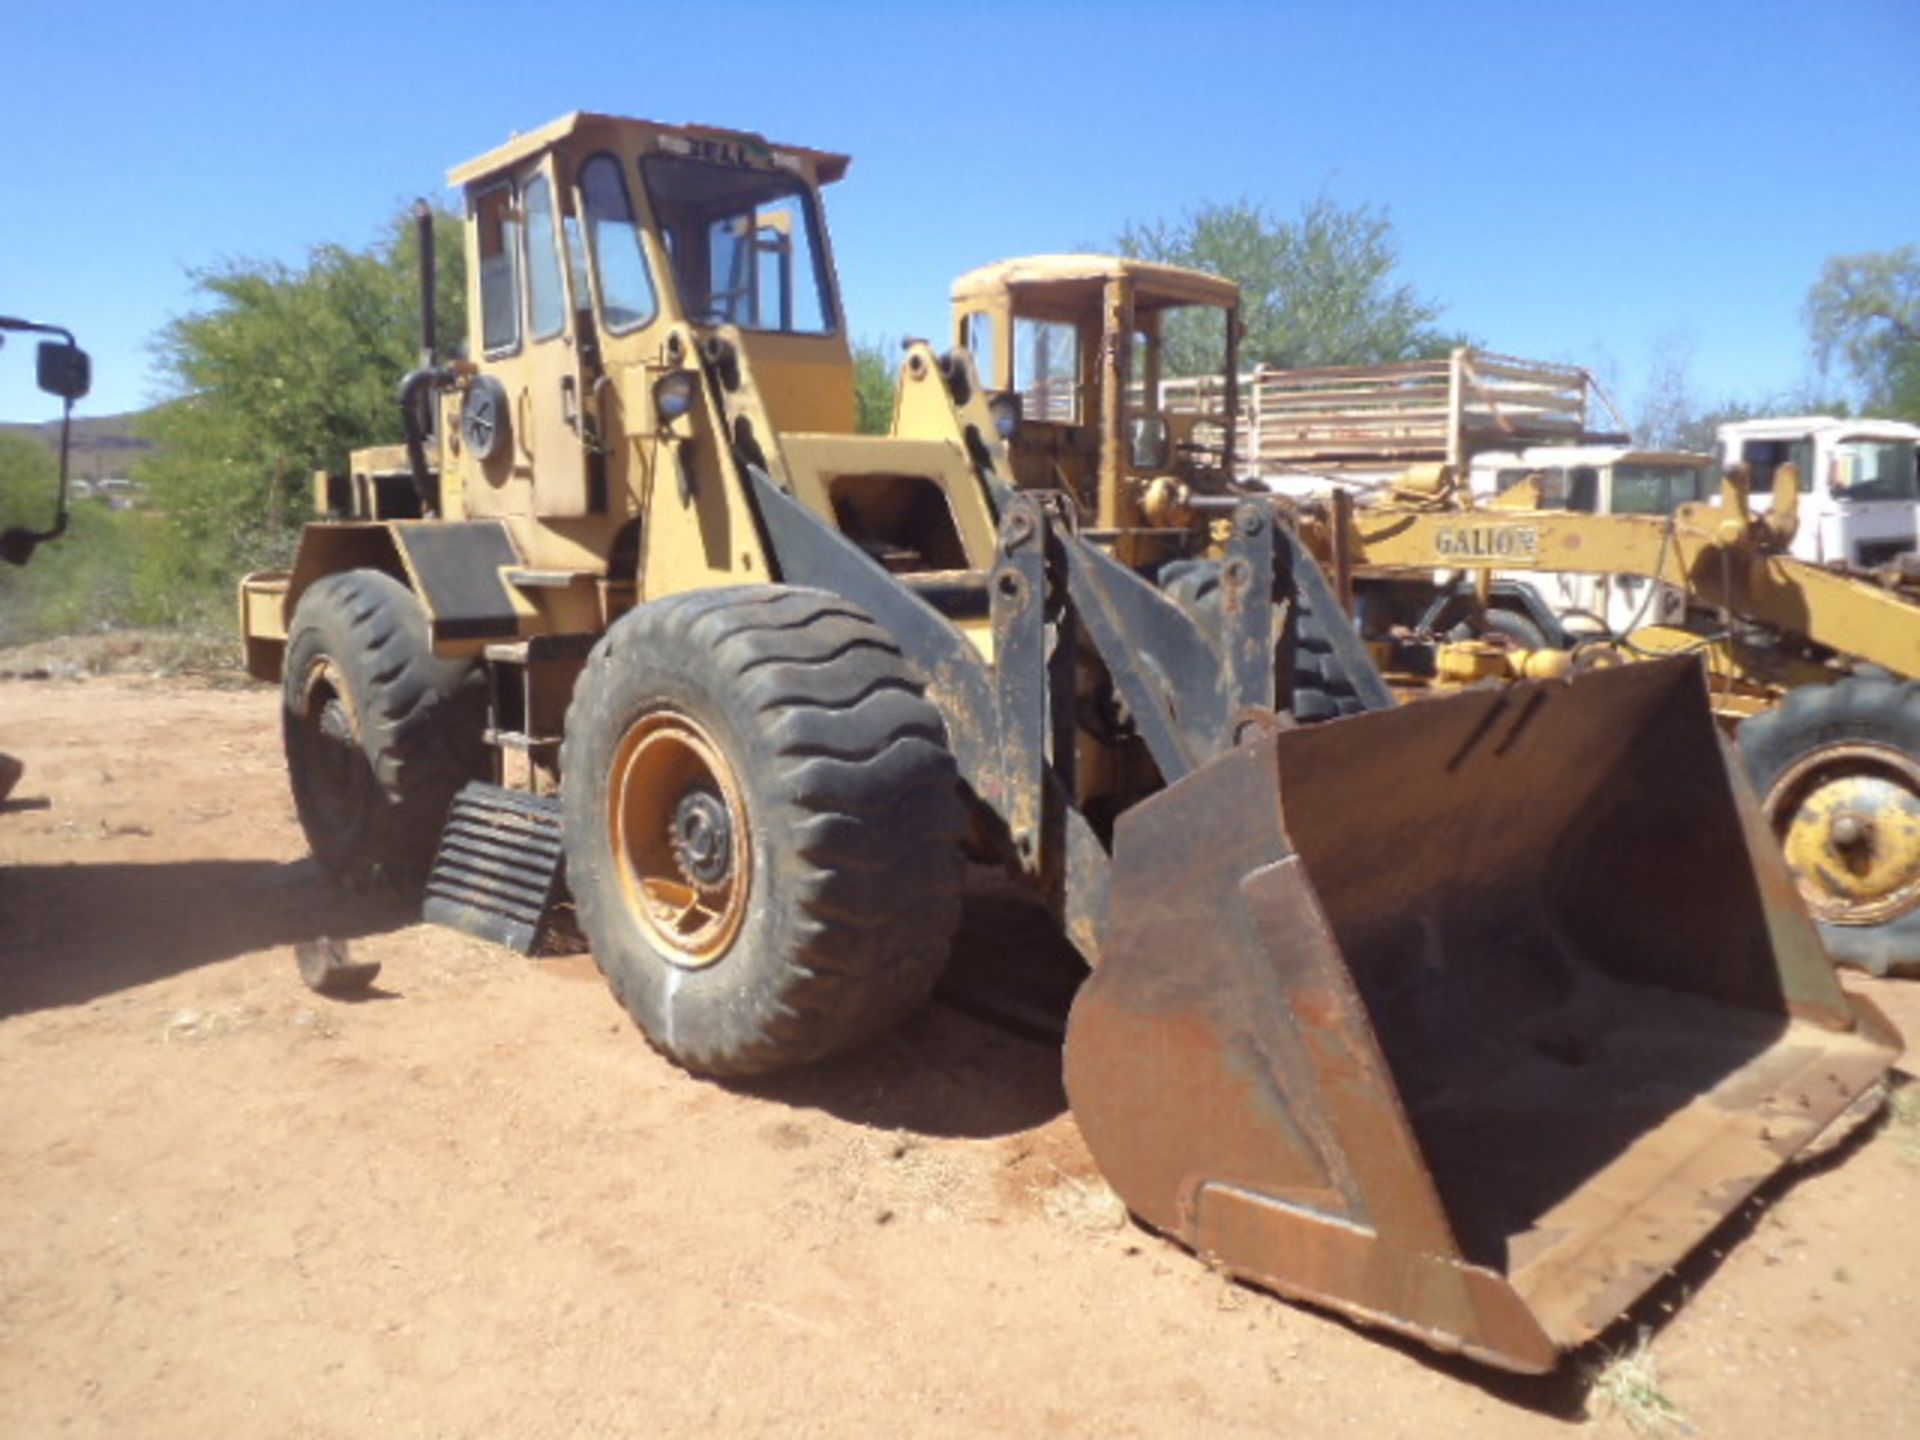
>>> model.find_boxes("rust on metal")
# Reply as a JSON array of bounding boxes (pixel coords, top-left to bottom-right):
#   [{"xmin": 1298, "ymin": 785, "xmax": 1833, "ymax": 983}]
[{"xmin": 1065, "ymin": 656, "xmax": 1900, "ymax": 1373}]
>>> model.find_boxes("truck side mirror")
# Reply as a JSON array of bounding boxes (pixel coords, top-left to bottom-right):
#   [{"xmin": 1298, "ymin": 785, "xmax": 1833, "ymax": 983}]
[{"xmin": 37, "ymin": 340, "xmax": 90, "ymax": 401}]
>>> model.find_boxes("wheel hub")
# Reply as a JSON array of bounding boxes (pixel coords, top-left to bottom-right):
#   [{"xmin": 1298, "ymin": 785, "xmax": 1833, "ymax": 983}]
[
  {"xmin": 670, "ymin": 788, "xmax": 734, "ymax": 894},
  {"xmin": 607, "ymin": 711, "xmax": 749, "ymax": 969},
  {"xmin": 1769, "ymin": 742, "xmax": 1920, "ymax": 924}
]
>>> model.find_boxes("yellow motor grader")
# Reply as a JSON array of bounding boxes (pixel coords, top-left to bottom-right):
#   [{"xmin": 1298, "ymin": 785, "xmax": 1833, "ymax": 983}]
[
  {"xmin": 241, "ymin": 118, "xmax": 1897, "ymax": 1375},
  {"xmin": 1310, "ymin": 461, "xmax": 1920, "ymax": 979}
]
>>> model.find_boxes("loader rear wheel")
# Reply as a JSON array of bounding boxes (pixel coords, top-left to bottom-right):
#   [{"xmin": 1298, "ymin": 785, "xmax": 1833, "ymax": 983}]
[
  {"xmin": 560, "ymin": 586, "xmax": 966, "ymax": 1077},
  {"xmin": 283, "ymin": 569, "xmax": 488, "ymax": 890},
  {"xmin": 1740, "ymin": 675, "xmax": 1920, "ymax": 977}
]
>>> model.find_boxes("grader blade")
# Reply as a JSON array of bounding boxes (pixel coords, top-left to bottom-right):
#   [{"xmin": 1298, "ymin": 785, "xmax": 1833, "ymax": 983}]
[{"xmin": 1064, "ymin": 656, "xmax": 1900, "ymax": 1374}]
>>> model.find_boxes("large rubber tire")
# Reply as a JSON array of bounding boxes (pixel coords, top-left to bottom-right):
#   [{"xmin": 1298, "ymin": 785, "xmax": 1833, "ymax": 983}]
[
  {"xmin": 1291, "ymin": 604, "xmax": 1368, "ymax": 722},
  {"xmin": 1739, "ymin": 675, "xmax": 1920, "ymax": 977},
  {"xmin": 559, "ymin": 586, "xmax": 967, "ymax": 1077},
  {"xmin": 1478, "ymin": 606, "xmax": 1551, "ymax": 652},
  {"xmin": 1160, "ymin": 559, "xmax": 1365, "ymax": 724},
  {"xmin": 282, "ymin": 569, "xmax": 489, "ymax": 890}
]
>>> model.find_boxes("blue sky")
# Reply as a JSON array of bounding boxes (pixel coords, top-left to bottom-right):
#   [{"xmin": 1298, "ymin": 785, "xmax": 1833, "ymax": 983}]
[{"xmin": 3, "ymin": 0, "xmax": 1915, "ymax": 425}]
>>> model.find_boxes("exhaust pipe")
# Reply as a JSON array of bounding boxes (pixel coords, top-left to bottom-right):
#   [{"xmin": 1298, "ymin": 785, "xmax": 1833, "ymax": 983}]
[
  {"xmin": 398, "ymin": 198, "xmax": 446, "ymax": 516},
  {"xmin": 414, "ymin": 197, "xmax": 437, "ymax": 369}
]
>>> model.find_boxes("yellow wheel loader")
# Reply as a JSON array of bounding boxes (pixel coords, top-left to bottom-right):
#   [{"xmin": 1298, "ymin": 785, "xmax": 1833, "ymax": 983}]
[{"xmin": 241, "ymin": 120, "xmax": 1898, "ymax": 1375}]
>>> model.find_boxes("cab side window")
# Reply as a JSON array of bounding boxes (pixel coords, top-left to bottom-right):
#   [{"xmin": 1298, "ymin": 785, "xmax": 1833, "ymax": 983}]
[
  {"xmin": 1568, "ymin": 467, "xmax": 1600, "ymax": 512},
  {"xmin": 1014, "ymin": 318, "xmax": 1079, "ymax": 422},
  {"xmin": 964, "ymin": 311, "xmax": 998, "ymax": 387},
  {"xmin": 524, "ymin": 173, "xmax": 568, "ymax": 342},
  {"xmin": 476, "ymin": 185, "xmax": 521, "ymax": 356}
]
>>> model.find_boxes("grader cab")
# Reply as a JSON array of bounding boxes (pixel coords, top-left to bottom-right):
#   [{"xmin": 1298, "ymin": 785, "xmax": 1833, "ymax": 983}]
[
  {"xmin": 241, "ymin": 116, "xmax": 1898, "ymax": 1374},
  {"xmin": 949, "ymin": 254, "xmax": 1244, "ymax": 562}
]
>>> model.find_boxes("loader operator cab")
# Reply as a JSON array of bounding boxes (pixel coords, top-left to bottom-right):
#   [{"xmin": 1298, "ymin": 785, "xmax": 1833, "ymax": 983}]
[
  {"xmin": 273, "ymin": 112, "xmax": 1013, "ymax": 700},
  {"xmin": 951, "ymin": 256, "xmax": 1242, "ymax": 565},
  {"xmin": 439, "ymin": 117, "xmax": 863, "ymax": 539},
  {"xmin": 386, "ymin": 112, "xmax": 1018, "ymax": 633}
]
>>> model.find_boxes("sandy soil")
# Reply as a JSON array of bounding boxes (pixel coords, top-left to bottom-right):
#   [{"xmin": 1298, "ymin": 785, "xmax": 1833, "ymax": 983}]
[{"xmin": 1, "ymin": 670, "xmax": 1917, "ymax": 1439}]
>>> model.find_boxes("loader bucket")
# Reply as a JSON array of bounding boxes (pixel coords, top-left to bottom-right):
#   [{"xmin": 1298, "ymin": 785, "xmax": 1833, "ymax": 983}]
[{"xmin": 1064, "ymin": 655, "xmax": 1900, "ymax": 1374}]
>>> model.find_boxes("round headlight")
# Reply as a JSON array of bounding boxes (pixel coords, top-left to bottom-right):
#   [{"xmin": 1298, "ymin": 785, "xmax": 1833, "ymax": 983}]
[
  {"xmin": 988, "ymin": 392, "xmax": 1021, "ymax": 441},
  {"xmin": 654, "ymin": 370, "xmax": 697, "ymax": 424}
]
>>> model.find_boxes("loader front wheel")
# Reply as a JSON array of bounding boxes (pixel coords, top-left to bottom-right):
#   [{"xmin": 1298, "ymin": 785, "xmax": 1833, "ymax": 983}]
[
  {"xmin": 283, "ymin": 569, "xmax": 488, "ymax": 890},
  {"xmin": 1160, "ymin": 559, "xmax": 1365, "ymax": 723},
  {"xmin": 561, "ymin": 587, "xmax": 966, "ymax": 1077},
  {"xmin": 1741, "ymin": 675, "xmax": 1920, "ymax": 977}
]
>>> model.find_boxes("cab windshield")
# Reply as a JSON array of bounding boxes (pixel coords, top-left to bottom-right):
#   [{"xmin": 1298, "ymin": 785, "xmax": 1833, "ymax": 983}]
[
  {"xmin": 1831, "ymin": 440, "xmax": 1919, "ymax": 502},
  {"xmin": 640, "ymin": 154, "xmax": 834, "ymax": 334},
  {"xmin": 1609, "ymin": 463, "xmax": 1712, "ymax": 515}
]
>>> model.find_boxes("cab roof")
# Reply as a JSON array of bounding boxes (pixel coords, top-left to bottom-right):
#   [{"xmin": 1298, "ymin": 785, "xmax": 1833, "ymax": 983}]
[
  {"xmin": 1472, "ymin": 445, "xmax": 1715, "ymax": 469},
  {"xmin": 950, "ymin": 254, "xmax": 1239, "ymax": 313},
  {"xmin": 1716, "ymin": 415, "xmax": 1920, "ymax": 443},
  {"xmin": 447, "ymin": 112, "xmax": 852, "ymax": 188}
]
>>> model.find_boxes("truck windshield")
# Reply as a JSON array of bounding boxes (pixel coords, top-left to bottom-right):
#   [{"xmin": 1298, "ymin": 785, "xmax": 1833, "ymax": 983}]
[
  {"xmin": 640, "ymin": 155, "xmax": 834, "ymax": 334},
  {"xmin": 1831, "ymin": 440, "xmax": 1918, "ymax": 502},
  {"xmin": 1610, "ymin": 464, "xmax": 1711, "ymax": 515}
]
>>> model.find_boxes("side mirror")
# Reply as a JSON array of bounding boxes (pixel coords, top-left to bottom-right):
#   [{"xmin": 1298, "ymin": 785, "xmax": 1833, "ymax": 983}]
[
  {"xmin": 37, "ymin": 340, "xmax": 90, "ymax": 401},
  {"xmin": 1, "ymin": 527, "xmax": 45, "ymax": 566}
]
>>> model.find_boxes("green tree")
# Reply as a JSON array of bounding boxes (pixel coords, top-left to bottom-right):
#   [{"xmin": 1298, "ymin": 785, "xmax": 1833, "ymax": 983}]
[
  {"xmin": 0, "ymin": 429, "xmax": 57, "ymax": 536},
  {"xmin": 1117, "ymin": 197, "xmax": 1459, "ymax": 375},
  {"xmin": 0, "ymin": 431, "xmax": 148, "ymax": 642},
  {"xmin": 137, "ymin": 206, "xmax": 465, "ymax": 603},
  {"xmin": 853, "ymin": 339, "xmax": 896, "ymax": 435},
  {"xmin": 1805, "ymin": 247, "xmax": 1920, "ymax": 420},
  {"xmin": 1670, "ymin": 400, "xmax": 1764, "ymax": 458},
  {"xmin": 1633, "ymin": 332, "xmax": 1701, "ymax": 451}
]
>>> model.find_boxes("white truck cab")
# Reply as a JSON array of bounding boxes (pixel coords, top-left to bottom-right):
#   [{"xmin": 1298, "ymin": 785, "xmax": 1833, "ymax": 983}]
[
  {"xmin": 1717, "ymin": 416, "xmax": 1920, "ymax": 569},
  {"xmin": 1469, "ymin": 445, "xmax": 1716, "ymax": 636}
]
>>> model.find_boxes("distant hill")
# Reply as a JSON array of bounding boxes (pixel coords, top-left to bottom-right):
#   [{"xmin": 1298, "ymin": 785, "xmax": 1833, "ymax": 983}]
[{"xmin": 0, "ymin": 410, "xmax": 159, "ymax": 483}]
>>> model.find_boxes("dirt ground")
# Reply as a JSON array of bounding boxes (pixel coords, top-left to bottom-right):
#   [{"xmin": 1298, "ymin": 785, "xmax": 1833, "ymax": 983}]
[{"xmin": 2, "ymin": 668, "xmax": 1917, "ymax": 1439}]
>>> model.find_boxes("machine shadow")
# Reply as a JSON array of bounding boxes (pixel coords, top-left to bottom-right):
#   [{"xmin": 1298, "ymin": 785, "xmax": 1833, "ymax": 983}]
[
  {"xmin": 0, "ymin": 858, "xmax": 412, "ymax": 1017},
  {"xmin": 736, "ymin": 875, "xmax": 1083, "ymax": 1141}
]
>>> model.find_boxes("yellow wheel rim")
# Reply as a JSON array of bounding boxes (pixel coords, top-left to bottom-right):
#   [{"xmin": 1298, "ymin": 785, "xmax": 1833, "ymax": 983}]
[
  {"xmin": 1767, "ymin": 742, "xmax": 1920, "ymax": 926},
  {"xmin": 607, "ymin": 711, "xmax": 750, "ymax": 969}
]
